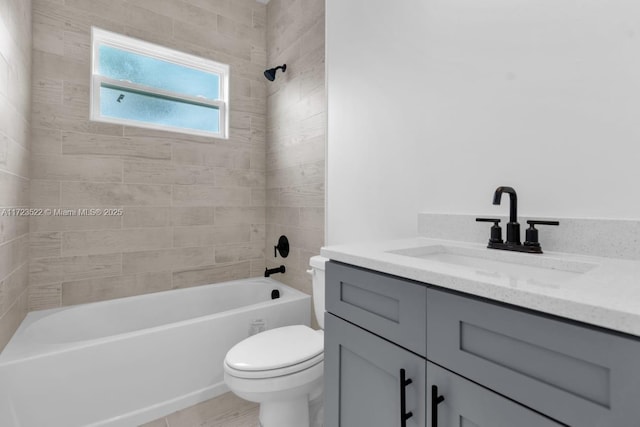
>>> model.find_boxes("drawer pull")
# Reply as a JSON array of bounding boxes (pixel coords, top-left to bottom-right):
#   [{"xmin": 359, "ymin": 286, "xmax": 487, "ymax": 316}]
[
  {"xmin": 399, "ymin": 369, "xmax": 414, "ymax": 426},
  {"xmin": 431, "ymin": 385, "xmax": 445, "ymax": 427}
]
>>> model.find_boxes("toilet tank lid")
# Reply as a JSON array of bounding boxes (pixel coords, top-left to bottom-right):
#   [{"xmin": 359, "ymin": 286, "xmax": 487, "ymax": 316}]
[
  {"xmin": 309, "ymin": 255, "xmax": 328, "ymax": 270},
  {"xmin": 225, "ymin": 325, "xmax": 323, "ymax": 371}
]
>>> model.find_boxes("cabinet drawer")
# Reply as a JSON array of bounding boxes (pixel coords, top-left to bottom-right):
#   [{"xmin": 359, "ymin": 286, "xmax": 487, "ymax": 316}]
[
  {"xmin": 427, "ymin": 287, "xmax": 640, "ymax": 427},
  {"xmin": 326, "ymin": 261, "xmax": 427, "ymax": 356}
]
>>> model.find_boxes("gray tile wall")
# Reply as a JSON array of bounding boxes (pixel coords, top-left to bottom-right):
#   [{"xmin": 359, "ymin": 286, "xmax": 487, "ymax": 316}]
[
  {"xmin": 265, "ymin": 0, "xmax": 325, "ymax": 326},
  {"xmin": 0, "ymin": 0, "xmax": 32, "ymax": 351},
  {"xmin": 29, "ymin": 0, "xmax": 268, "ymax": 311}
]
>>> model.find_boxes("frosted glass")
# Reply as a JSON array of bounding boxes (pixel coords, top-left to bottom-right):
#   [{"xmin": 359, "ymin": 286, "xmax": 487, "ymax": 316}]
[
  {"xmin": 99, "ymin": 45, "xmax": 220, "ymax": 100},
  {"xmin": 100, "ymin": 85, "xmax": 220, "ymax": 133}
]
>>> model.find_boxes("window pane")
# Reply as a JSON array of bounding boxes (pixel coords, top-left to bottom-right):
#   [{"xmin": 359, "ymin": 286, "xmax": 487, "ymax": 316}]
[
  {"xmin": 99, "ymin": 45, "xmax": 220, "ymax": 100},
  {"xmin": 100, "ymin": 85, "xmax": 220, "ymax": 134}
]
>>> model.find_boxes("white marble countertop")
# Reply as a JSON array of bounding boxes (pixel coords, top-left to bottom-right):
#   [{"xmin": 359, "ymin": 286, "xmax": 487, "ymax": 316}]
[{"xmin": 321, "ymin": 237, "xmax": 640, "ymax": 337}]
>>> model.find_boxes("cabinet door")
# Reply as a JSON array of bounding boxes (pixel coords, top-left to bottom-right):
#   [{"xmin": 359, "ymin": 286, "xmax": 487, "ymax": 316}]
[
  {"xmin": 325, "ymin": 313, "xmax": 426, "ymax": 427},
  {"xmin": 427, "ymin": 362, "xmax": 564, "ymax": 427},
  {"xmin": 427, "ymin": 287, "xmax": 640, "ymax": 426}
]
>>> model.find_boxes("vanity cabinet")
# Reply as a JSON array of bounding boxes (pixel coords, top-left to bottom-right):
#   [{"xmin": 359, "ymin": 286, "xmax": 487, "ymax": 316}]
[{"xmin": 325, "ymin": 260, "xmax": 640, "ymax": 427}]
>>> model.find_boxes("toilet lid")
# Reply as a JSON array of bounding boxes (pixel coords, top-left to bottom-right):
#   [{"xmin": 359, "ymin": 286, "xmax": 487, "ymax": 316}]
[{"xmin": 225, "ymin": 325, "xmax": 323, "ymax": 372}]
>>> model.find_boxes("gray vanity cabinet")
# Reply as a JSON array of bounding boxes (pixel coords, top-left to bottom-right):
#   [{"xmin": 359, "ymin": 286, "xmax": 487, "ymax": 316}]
[
  {"xmin": 426, "ymin": 362, "xmax": 563, "ymax": 427},
  {"xmin": 325, "ymin": 260, "xmax": 640, "ymax": 427},
  {"xmin": 325, "ymin": 313, "xmax": 426, "ymax": 427}
]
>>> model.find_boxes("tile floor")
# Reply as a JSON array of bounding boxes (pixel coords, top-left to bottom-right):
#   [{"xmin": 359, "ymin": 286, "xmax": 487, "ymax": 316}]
[
  {"xmin": 140, "ymin": 392, "xmax": 259, "ymax": 427},
  {"xmin": 141, "ymin": 391, "xmax": 325, "ymax": 427}
]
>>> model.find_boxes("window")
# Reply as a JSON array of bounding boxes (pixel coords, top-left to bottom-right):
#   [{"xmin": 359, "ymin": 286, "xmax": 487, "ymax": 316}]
[{"xmin": 90, "ymin": 28, "xmax": 229, "ymax": 139}]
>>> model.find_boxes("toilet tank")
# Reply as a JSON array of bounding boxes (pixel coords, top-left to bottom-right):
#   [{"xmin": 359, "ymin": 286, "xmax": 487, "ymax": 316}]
[{"xmin": 309, "ymin": 256, "xmax": 328, "ymax": 329}]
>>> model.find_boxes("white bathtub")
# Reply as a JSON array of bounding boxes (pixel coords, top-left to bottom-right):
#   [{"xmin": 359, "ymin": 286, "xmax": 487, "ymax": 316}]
[{"xmin": 0, "ymin": 277, "xmax": 310, "ymax": 427}]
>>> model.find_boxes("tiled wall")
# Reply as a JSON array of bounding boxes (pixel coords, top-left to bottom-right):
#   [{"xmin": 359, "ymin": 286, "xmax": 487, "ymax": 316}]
[
  {"xmin": 145, "ymin": 2, "xmax": 326, "ymax": 424},
  {"xmin": 0, "ymin": 0, "xmax": 32, "ymax": 351},
  {"xmin": 29, "ymin": 0, "xmax": 268, "ymax": 310},
  {"xmin": 265, "ymin": 0, "xmax": 325, "ymax": 323}
]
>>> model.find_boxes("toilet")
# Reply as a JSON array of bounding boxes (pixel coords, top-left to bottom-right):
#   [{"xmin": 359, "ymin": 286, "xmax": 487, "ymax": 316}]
[{"xmin": 223, "ymin": 255, "xmax": 328, "ymax": 427}]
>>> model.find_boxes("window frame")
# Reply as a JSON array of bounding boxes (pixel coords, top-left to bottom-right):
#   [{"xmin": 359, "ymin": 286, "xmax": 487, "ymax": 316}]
[{"xmin": 90, "ymin": 27, "xmax": 230, "ymax": 139}]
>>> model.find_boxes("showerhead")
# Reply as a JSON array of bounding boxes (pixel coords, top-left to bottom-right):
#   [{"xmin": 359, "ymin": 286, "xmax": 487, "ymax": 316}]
[
  {"xmin": 264, "ymin": 64, "xmax": 287, "ymax": 81},
  {"xmin": 264, "ymin": 69, "xmax": 276, "ymax": 81}
]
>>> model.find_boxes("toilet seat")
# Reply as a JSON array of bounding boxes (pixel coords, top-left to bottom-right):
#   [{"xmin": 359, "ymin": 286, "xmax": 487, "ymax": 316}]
[
  {"xmin": 225, "ymin": 352, "xmax": 323, "ymax": 379},
  {"xmin": 224, "ymin": 325, "xmax": 324, "ymax": 379}
]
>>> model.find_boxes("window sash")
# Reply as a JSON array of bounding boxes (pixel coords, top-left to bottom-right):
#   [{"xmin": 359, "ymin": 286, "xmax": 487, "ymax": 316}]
[
  {"xmin": 97, "ymin": 44, "xmax": 221, "ymax": 100},
  {"xmin": 90, "ymin": 27, "xmax": 229, "ymax": 139},
  {"xmin": 91, "ymin": 75, "xmax": 227, "ymax": 138}
]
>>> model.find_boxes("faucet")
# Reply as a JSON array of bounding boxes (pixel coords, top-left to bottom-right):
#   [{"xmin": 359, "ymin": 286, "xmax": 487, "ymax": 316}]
[
  {"xmin": 492, "ymin": 186, "xmax": 520, "ymax": 245},
  {"xmin": 264, "ymin": 265, "xmax": 286, "ymax": 277},
  {"xmin": 476, "ymin": 186, "xmax": 559, "ymax": 254}
]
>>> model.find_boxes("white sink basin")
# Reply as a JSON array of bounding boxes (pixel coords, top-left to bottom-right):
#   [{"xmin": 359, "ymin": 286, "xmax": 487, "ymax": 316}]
[{"xmin": 387, "ymin": 244, "xmax": 597, "ymax": 285}]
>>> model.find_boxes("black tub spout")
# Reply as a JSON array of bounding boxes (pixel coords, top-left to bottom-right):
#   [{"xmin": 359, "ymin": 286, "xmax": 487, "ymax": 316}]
[{"xmin": 264, "ymin": 265, "xmax": 286, "ymax": 277}]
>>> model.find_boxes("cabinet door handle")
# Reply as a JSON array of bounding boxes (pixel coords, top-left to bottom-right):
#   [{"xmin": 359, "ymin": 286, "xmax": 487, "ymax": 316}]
[
  {"xmin": 431, "ymin": 385, "xmax": 445, "ymax": 427},
  {"xmin": 399, "ymin": 369, "xmax": 413, "ymax": 427}
]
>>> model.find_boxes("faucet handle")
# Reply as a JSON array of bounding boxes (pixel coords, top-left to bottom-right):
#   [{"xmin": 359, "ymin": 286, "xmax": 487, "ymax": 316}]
[
  {"xmin": 476, "ymin": 218, "xmax": 503, "ymax": 244},
  {"xmin": 476, "ymin": 218, "xmax": 501, "ymax": 223},
  {"xmin": 525, "ymin": 220, "xmax": 559, "ymax": 248},
  {"xmin": 527, "ymin": 220, "xmax": 560, "ymax": 227}
]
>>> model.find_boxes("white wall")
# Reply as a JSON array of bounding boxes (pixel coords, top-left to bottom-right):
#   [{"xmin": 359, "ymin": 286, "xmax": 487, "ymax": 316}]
[{"xmin": 326, "ymin": 0, "xmax": 640, "ymax": 245}]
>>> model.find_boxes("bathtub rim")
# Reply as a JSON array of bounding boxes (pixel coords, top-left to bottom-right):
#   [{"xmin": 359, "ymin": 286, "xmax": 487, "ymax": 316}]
[{"xmin": 0, "ymin": 278, "xmax": 310, "ymax": 367}]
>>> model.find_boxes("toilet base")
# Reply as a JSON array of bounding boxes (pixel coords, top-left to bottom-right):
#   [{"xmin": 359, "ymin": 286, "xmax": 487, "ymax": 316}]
[
  {"xmin": 259, "ymin": 395, "xmax": 309, "ymax": 427},
  {"xmin": 223, "ymin": 350, "xmax": 324, "ymax": 427}
]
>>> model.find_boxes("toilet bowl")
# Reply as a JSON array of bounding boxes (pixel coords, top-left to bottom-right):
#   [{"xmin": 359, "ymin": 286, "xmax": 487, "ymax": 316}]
[{"xmin": 223, "ymin": 256, "xmax": 328, "ymax": 427}]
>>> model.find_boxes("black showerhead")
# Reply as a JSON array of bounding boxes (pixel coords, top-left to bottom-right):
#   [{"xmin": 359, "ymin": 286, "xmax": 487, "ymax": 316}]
[
  {"xmin": 264, "ymin": 64, "xmax": 287, "ymax": 81},
  {"xmin": 264, "ymin": 68, "xmax": 276, "ymax": 81}
]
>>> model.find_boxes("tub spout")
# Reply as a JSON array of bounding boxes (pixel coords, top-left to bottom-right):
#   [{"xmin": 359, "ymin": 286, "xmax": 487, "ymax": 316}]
[{"xmin": 265, "ymin": 265, "xmax": 286, "ymax": 277}]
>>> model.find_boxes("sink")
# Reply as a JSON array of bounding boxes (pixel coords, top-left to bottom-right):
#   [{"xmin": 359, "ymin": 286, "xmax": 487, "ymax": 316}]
[{"xmin": 387, "ymin": 244, "xmax": 597, "ymax": 285}]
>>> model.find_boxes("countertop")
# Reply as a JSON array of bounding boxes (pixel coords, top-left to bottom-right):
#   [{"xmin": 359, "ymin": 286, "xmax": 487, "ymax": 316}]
[{"xmin": 321, "ymin": 237, "xmax": 640, "ymax": 338}]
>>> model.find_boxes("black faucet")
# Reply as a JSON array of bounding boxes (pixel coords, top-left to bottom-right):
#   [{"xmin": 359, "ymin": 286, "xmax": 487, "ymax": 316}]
[
  {"xmin": 264, "ymin": 265, "xmax": 285, "ymax": 277},
  {"xmin": 492, "ymin": 186, "xmax": 520, "ymax": 245},
  {"xmin": 477, "ymin": 186, "xmax": 559, "ymax": 254}
]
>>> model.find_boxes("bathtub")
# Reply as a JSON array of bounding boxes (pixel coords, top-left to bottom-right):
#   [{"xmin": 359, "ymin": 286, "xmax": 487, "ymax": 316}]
[{"xmin": 0, "ymin": 277, "xmax": 310, "ymax": 427}]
